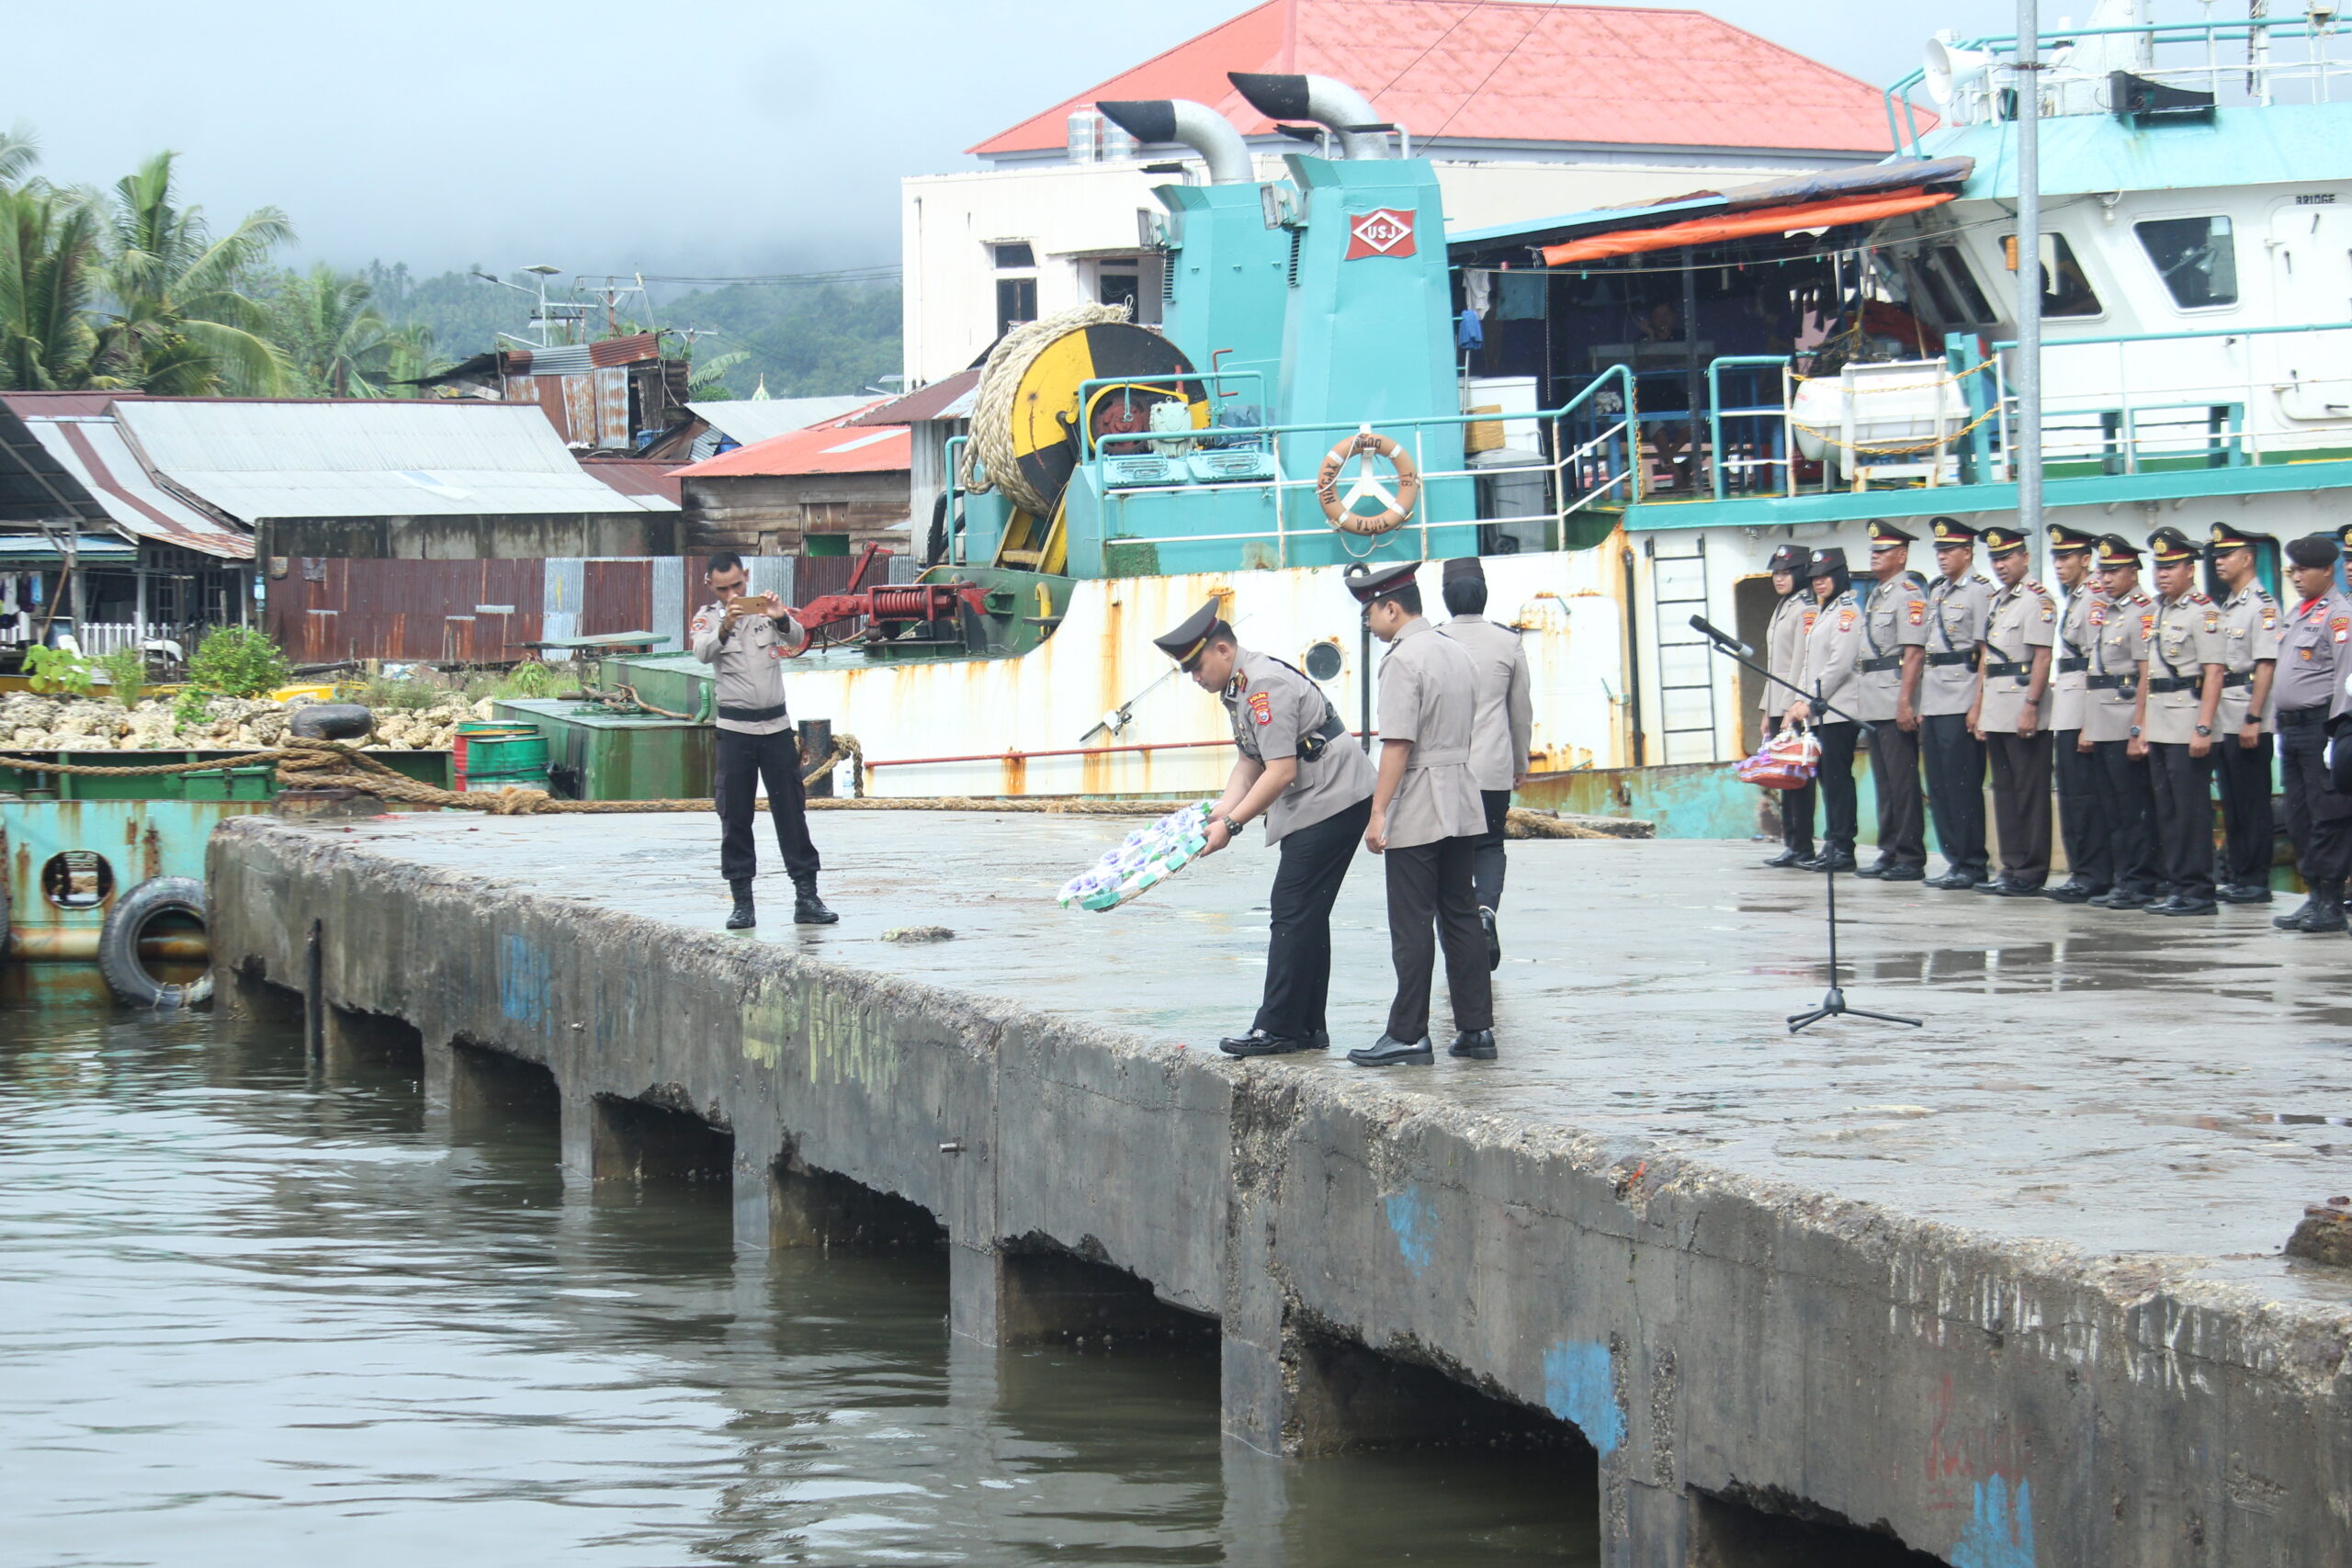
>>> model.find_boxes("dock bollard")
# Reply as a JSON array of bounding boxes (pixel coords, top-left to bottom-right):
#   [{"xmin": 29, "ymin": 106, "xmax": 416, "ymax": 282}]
[{"xmin": 798, "ymin": 719, "xmax": 833, "ymax": 799}]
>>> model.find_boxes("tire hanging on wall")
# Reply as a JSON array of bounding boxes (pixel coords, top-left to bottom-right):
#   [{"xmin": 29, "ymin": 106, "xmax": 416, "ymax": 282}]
[{"xmin": 97, "ymin": 875, "xmax": 211, "ymax": 1010}]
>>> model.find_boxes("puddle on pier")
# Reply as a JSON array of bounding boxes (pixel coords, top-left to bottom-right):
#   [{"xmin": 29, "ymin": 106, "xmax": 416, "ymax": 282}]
[{"xmin": 0, "ymin": 999, "xmax": 1597, "ymax": 1565}]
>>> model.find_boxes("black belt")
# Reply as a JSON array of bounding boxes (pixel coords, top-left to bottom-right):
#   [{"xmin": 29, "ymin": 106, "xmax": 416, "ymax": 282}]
[
  {"xmin": 718, "ymin": 701, "xmax": 789, "ymax": 723},
  {"xmin": 2056, "ymin": 655, "xmax": 2088, "ymax": 673},
  {"xmin": 1926, "ymin": 650, "xmax": 1976, "ymax": 669},
  {"xmin": 1983, "ymin": 658, "xmax": 2029, "ymax": 679},
  {"xmin": 2145, "ymin": 675, "xmax": 2199, "ymax": 694},
  {"xmin": 2280, "ymin": 705, "xmax": 2332, "ymax": 728},
  {"xmin": 1859, "ymin": 653, "xmax": 1902, "ymax": 673},
  {"xmin": 2222, "ymin": 671, "xmax": 2252, "ymax": 690},
  {"xmin": 2086, "ymin": 674, "xmax": 2133, "ymax": 692}
]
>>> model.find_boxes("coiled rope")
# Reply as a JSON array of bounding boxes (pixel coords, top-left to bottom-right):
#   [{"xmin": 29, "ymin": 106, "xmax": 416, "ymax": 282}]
[{"xmin": 956, "ymin": 300, "xmax": 1131, "ymax": 517}]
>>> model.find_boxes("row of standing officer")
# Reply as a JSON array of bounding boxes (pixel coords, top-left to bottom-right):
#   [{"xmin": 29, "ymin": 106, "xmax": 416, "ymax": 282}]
[
  {"xmin": 1148, "ymin": 556, "xmax": 1530, "ymax": 1068},
  {"xmin": 1765, "ymin": 517, "xmax": 2352, "ymax": 923}
]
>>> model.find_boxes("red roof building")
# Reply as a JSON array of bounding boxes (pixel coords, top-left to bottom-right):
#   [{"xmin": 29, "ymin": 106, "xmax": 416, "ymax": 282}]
[
  {"xmin": 971, "ymin": 0, "xmax": 1898, "ymax": 164},
  {"xmin": 671, "ymin": 405, "xmax": 913, "ymax": 560}
]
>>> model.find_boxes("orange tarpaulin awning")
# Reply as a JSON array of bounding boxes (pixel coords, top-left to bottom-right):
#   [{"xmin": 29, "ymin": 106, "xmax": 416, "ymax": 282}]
[{"xmin": 1539, "ymin": 188, "xmax": 1955, "ymax": 266}]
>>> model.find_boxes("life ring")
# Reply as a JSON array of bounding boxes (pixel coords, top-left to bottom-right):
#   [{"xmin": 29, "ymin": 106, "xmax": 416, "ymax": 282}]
[
  {"xmin": 1317, "ymin": 430, "xmax": 1421, "ymax": 536},
  {"xmin": 97, "ymin": 875, "xmax": 211, "ymax": 1009}
]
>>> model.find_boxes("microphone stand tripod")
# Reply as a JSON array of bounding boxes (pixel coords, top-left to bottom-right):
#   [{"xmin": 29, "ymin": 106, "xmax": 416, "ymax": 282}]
[{"xmin": 1689, "ymin": 615, "xmax": 1923, "ymax": 1035}]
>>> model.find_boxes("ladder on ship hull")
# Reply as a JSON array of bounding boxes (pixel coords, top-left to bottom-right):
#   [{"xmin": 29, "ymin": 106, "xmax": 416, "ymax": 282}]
[{"xmin": 1644, "ymin": 534, "xmax": 1720, "ymax": 765}]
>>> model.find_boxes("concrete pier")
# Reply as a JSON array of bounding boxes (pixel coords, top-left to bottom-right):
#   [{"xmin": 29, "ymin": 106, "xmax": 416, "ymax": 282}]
[{"xmin": 209, "ymin": 811, "xmax": 2352, "ymax": 1566}]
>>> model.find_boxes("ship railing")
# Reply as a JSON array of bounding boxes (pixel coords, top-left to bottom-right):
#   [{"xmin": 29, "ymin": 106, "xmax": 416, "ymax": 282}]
[
  {"xmin": 1071, "ymin": 365, "xmax": 1640, "ymax": 566},
  {"xmin": 1886, "ymin": 18, "xmax": 2352, "ymax": 156}
]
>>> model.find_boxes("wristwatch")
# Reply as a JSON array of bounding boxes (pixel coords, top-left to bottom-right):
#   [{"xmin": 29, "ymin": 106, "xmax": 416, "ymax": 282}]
[
  {"xmin": 1217, "ymin": 815, "xmax": 1245, "ymax": 838},
  {"xmin": 2195, "ymin": 724, "xmax": 2213, "ymax": 737},
  {"xmin": 2128, "ymin": 724, "xmax": 2143, "ymax": 739}
]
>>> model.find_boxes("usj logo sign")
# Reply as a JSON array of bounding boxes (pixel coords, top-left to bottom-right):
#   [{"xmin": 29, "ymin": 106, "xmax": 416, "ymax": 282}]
[{"xmin": 1344, "ymin": 208, "xmax": 1417, "ymax": 259}]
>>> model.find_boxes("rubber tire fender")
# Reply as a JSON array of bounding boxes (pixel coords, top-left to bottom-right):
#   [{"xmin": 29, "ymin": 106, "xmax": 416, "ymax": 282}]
[{"xmin": 97, "ymin": 875, "xmax": 211, "ymax": 1010}]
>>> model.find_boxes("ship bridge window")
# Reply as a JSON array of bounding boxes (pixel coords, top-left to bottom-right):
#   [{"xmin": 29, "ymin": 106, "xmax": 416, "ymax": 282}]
[
  {"xmin": 1931, "ymin": 245, "xmax": 1996, "ymax": 322},
  {"xmin": 2007, "ymin": 231, "xmax": 2103, "ymax": 318},
  {"xmin": 2135, "ymin": 215, "xmax": 2238, "ymax": 309}
]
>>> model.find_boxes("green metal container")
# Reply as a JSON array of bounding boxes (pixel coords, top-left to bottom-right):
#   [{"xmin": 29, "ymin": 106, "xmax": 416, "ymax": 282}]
[
  {"xmin": 454, "ymin": 723, "xmax": 550, "ymax": 780},
  {"xmin": 493, "ymin": 700, "xmax": 713, "ymax": 801},
  {"xmin": 0, "ymin": 750, "xmax": 452, "ymax": 801}
]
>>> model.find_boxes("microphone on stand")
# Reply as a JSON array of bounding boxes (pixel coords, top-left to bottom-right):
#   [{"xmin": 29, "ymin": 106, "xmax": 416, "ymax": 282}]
[{"xmin": 1689, "ymin": 615, "xmax": 1753, "ymax": 659}]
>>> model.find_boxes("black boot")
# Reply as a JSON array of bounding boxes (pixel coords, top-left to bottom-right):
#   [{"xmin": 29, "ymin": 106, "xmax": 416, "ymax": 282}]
[
  {"xmin": 2276, "ymin": 881, "xmax": 2348, "ymax": 932},
  {"xmin": 726, "ymin": 879, "xmax": 756, "ymax": 930},
  {"xmin": 792, "ymin": 874, "xmax": 839, "ymax": 925}
]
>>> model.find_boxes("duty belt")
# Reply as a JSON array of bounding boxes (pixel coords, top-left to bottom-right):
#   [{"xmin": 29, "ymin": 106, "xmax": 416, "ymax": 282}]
[
  {"xmin": 1858, "ymin": 653, "xmax": 1903, "ymax": 673},
  {"xmin": 1983, "ymin": 658, "xmax": 2030, "ymax": 680},
  {"xmin": 2279, "ymin": 705, "xmax": 2331, "ymax": 728},
  {"xmin": 2221, "ymin": 671, "xmax": 2253, "ymax": 690},
  {"xmin": 2086, "ymin": 674, "xmax": 2134, "ymax": 693},
  {"xmin": 717, "ymin": 701, "xmax": 789, "ymax": 723},
  {"xmin": 2055, "ymin": 655, "xmax": 2089, "ymax": 673},
  {"xmin": 2145, "ymin": 675, "xmax": 2200, "ymax": 694},
  {"xmin": 1925, "ymin": 649, "xmax": 1977, "ymax": 669}
]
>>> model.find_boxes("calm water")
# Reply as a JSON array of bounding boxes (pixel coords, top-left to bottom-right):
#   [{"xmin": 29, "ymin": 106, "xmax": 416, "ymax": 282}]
[{"xmin": 0, "ymin": 998, "xmax": 1596, "ymax": 1566}]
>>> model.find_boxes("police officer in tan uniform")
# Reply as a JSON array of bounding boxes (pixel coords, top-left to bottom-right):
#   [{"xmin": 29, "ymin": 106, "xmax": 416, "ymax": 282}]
[
  {"xmin": 1921, "ymin": 517, "xmax": 1996, "ymax": 889},
  {"xmin": 1758, "ymin": 543, "xmax": 1817, "ymax": 869},
  {"xmin": 2132, "ymin": 526, "xmax": 2228, "ymax": 915},
  {"xmin": 1435, "ymin": 557, "xmax": 1533, "ymax": 967},
  {"xmin": 1853, "ymin": 520, "xmax": 1929, "ymax": 880},
  {"xmin": 2086, "ymin": 535, "xmax": 2164, "ymax": 908},
  {"xmin": 2042, "ymin": 524, "xmax": 2109, "ymax": 902},
  {"xmin": 1154, "ymin": 599, "xmax": 1376, "ymax": 1057},
  {"xmin": 2273, "ymin": 534, "xmax": 2352, "ymax": 932},
  {"xmin": 2207, "ymin": 522, "xmax": 2281, "ymax": 903},
  {"xmin": 1345, "ymin": 560, "xmax": 1493, "ymax": 1067},
  {"xmin": 1970, "ymin": 525, "xmax": 2056, "ymax": 894},
  {"xmin": 1786, "ymin": 547, "xmax": 1865, "ymax": 872}
]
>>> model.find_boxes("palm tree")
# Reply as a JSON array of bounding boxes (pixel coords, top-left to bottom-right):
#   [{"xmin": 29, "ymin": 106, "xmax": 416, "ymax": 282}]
[
  {"xmin": 0, "ymin": 184, "xmax": 109, "ymax": 389},
  {"xmin": 381, "ymin": 321, "xmax": 449, "ymax": 392},
  {"xmin": 0, "ymin": 122, "xmax": 40, "ymax": 190},
  {"xmin": 95, "ymin": 152, "xmax": 291, "ymax": 395},
  {"xmin": 273, "ymin": 263, "xmax": 396, "ymax": 396}
]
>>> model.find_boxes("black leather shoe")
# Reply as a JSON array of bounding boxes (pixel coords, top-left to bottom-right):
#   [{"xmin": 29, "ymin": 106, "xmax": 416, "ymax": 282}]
[
  {"xmin": 726, "ymin": 881, "xmax": 756, "ymax": 930},
  {"xmin": 1348, "ymin": 1034, "xmax": 1435, "ymax": 1067},
  {"xmin": 1762, "ymin": 847, "xmax": 1804, "ymax": 868},
  {"xmin": 1220, "ymin": 1030, "xmax": 1310, "ymax": 1057},
  {"xmin": 1968, "ymin": 879, "xmax": 2002, "ymax": 893},
  {"xmin": 1480, "ymin": 906, "xmax": 1500, "ymax": 972},
  {"xmin": 1305, "ymin": 1029, "xmax": 1331, "ymax": 1050},
  {"xmin": 791, "ymin": 877, "xmax": 840, "ymax": 925},
  {"xmin": 2217, "ymin": 883, "xmax": 2274, "ymax": 905},
  {"xmin": 2093, "ymin": 889, "xmax": 2154, "ymax": 909},
  {"xmin": 2146, "ymin": 896, "xmax": 2218, "ymax": 916},
  {"xmin": 1990, "ymin": 879, "xmax": 2045, "ymax": 897},
  {"xmin": 1449, "ymin": 1030, "xmax": 1498, "ymax": 1060},
  {"xmin": 2041, "ymin": 880, "xmax": 2098, "ymax": 904},
  {"xmin": 1925, "ymin": 871, "xmax": 1971, "ymax": 890},
  {"xmin": 2276, "ymin": 898, "xmax": 2349, "ymax": 933},
  {"xmin": 1877, "ymin": 863, "xmax": 1927, "ymax": 882},
  {"xmin": 1852, "ymin": 860, "xmax": 1889, "ymax": 879},
  {"xmin": 1801, "ymin": 851, "xmax": 1859, "ymax": 874}
]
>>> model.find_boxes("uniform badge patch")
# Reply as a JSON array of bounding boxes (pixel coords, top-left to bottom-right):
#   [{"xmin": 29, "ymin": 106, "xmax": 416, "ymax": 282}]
[
  {"xmin": 1248, "ymin": 691, "xmax": 1273, "ymax": 725},
  {"xmin": 2090, "ymin": 606, "xmax": 2107, "ymax": 626},
  {"xmin": 1907, "ymin": 600, "xmax": 1926, "ymax": 626},
  {"xmin": 2264, "ymin": 608, "xmax": 2278, "ymax": 630},
  {"xmin": 1803, "ymin": 610, "xmax": 1817, "ymax": 631},
  {"xmin": 2140, "ymin": 614, "xmax": 2156, "ymax": 637},
  {"xmin": 2204, "ymin": 611, "xmax": 2221, "ymax": 633},
  {"xmin": 1839, "ymin": 608, "xmax": 1857, "ymax": 631},
  {"xmin": 2335, "ymin": 616, "xmax": 2351, "ymax": 645},
  {"xmin": 2041, "ymin": 605, "xmax": 2055, "ymax": 622}
]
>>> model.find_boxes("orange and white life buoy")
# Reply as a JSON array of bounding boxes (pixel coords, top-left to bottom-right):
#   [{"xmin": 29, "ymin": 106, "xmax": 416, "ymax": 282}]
[{"xmin": 1316, "ymin": 429, "xmax": 1420, "ymax": 536}]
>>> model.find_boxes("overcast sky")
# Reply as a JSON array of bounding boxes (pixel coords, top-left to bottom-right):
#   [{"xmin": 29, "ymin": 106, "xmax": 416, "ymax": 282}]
[{"xmin": 8, "ymin": 0, "xmax": 2014, "ymax": 280}]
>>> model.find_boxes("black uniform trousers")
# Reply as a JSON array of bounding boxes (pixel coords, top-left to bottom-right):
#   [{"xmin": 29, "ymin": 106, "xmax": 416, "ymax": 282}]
[
  {"xmin": 1920, "ymin": 712, "xmax": 1989, "ymax": 880},
  {"xmin": 2214, "ymin": 731, "xmax": 2276, "ymax": 889},
  {"xmin": 1866, "ymin": 720, "xmax": 1927, "ymax": 868},
  {"xmin": 2147, "ymin": 741, "xmax": 2217, "ymax": 903},
  {"xmin": 1984, "ymin": 730, "xmax": 2053, "ymax": 886},
  {"xmin": 2278, "ymin": 711, "xmax": 2352, "ymax": 885},
  {"xmin": 1385, "ymin": 834, "xmax": 1494, "ymax": 1043},
  {"xmin": 2052, "ymin": 729, "xmax": 2111, "ymax": 892},
  {"xmin": 715, "ymin": 726, "xmax": 821, "ymax": 887},
  {"xmin": 1471, "ymin": 789, "xmax": 1512, "ymax": 911},
  {"xmin": 1765, "ymin": 716, "xmax": 1815, "ymax": 857},
  {"xmin": 1253, "ymin": 797, "xmax": 1371, "ymax": 1043},
  {"xmin": 1813, "ymin": 721, "xmax": 1860, "ymax": 857},
  {"xmin": 2090, "ymin": 739, "xmax": 2162, "ymax": 897}
]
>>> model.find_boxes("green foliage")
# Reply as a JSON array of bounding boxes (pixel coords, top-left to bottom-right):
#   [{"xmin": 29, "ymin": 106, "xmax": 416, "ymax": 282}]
[
  {"xmin": 95, "ymin": 152, "xmax": 294, "ymax": 395},
  {"xmin": 170, "ymin": 685, "xmax": 213, "ymax": 728},
  {"xmin": 95, "ymin": 647, "xmax": 146, "ymax": 707},
  {"xmin": 357, "ymin": 673, "xmax": 447, "ymax": 711},
  {"xmin": 499, "ymin": 660, "xmax": 556, "ymax": 698},
  {"xmin": 185, "ymin": 625, "xmax": 289, "ymax": 698},
  {"xmin": 23, "ymin": 644, "xmax": 95, "ymax": 697}
]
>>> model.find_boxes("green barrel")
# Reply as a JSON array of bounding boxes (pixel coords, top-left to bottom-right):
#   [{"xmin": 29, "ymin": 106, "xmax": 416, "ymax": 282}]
[{"xmin": 455, "ymin": 723, "xmax": 549, "ymax": 784}]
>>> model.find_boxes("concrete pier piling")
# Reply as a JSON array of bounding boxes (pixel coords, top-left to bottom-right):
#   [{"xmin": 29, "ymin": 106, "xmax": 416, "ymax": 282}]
[{"xmin": 209, "ymin": 813, "xmax": 2352, "ymax": 1566}]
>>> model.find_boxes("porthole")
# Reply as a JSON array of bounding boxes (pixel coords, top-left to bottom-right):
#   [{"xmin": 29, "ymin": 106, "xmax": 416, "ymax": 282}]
[
  {"xmin": 1302, "ymin": 639, "xmax": 1345, "ymax": 682},
  {"xmin": 40, "ymin": 851, "xmax": 114, "ymax": 909}
]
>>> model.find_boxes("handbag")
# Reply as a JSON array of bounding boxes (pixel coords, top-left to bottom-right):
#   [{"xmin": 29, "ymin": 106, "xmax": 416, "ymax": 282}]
[{"xmin": 1735, "ymin": 726, "xmax": 1821, "ymax": 790}]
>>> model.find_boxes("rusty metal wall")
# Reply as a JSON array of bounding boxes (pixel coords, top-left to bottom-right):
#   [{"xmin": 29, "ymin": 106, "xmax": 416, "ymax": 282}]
[
  {"xmin": 594, "ymin": 367, "xmax": 631, "ymax": 449},
  {"xmin": 266, "ymin": 558, "xmax": 546, "ymax": 663},
  {"xmin": 581, "ymin": 559, "xmax": 651, "ymax": 638},
  {"xmin": 795, "ymin": 554, "xmax": 857, "ymax": 604}
]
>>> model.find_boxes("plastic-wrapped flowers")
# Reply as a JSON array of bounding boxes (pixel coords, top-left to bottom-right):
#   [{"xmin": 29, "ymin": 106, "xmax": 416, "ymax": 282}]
[{"xmin": 1056, "ymin": 802, "xmax": 1213, "ymax": 911}]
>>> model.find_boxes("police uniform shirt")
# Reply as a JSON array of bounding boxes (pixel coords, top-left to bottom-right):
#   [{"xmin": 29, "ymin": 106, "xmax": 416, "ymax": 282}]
[
  {"xmin": 2214, "ymin": 582, "xmax": 2282, "ymax": 733},
  {"xmin": 1375, "ymin": 616, "xmax": 1487, "ymax": 849},
  {"xmin": 1921, "ymin": 570, "xmax": 1996, "ymax": 717},
  {"xmin": 1854, "ymin": 573, "xmax": 1929, "ymax": 722},
  {"xmin": 2085, "ymin": 586, "xmax": 2154, "ymax": 744},
  {"xmin": 1221, "ymin": 648, "xmax": 1374, "ymax": 843},
  {"xmin": 690, "ymin": 599, "xmax": 792, "ymax": 736},
  {"xmin": 2143, "ymin": 592, "xmax": 2227, "ymax": 744},
  {"xmin": 1800, "ymin": 588, "xmax": 1865, "ymax": 715},
  {"xmin": 2272, "ymin": 589, "xmax": 2352, "ymax": 716},
  {"xmin": 1763, "ymin": 592, "xmax": 1816, "ymax": 714},
  {"xmin": 2050, "ymin": 585, "xmax": 2100, "ymax": 733},
  {"xmin": 1977, "ymin": 577, "xmax": 2057, "ymax": 735},
  {"xmin": 1435, "ymin": 614, "xmax": 1534, "ymax": 790}
]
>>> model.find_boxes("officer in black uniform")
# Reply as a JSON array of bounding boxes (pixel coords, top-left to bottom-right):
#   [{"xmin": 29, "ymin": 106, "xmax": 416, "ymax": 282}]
[{"xmin": 1154, "ymin": 599, "xmax": 1375, "ymax": 1056}]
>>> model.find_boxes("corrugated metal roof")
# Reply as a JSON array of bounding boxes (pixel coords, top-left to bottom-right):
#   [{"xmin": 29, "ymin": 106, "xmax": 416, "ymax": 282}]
[
  {"xmin": 971, "ymin": 0, "xmax": 1898, "ymax": 158},
  {"xmin": 18, "ymin": 415, "xmax": 254, "ymax": 558},
  {"xmin": 499, "ymin": 333, "xmax": 663, "ymax": 377},
  {"xmin": 111, "ymin": 400, "xmax": 674, "ymax": 522},
  {"xmin": 0, "ymin": 532, "xmax": 138, "ymax": 565},
  {"xmin": 847, "ymin": 369, "xmax": 979, "ymax": 428},
  {"xmin": 578, "ymin": 457, "xmax": 685, "ymax": 506},
  {"xmin": 672, "ymin": 419, "xmax": 910, "ymax": 479},
  {"xmin": 687, "ymin": 396, "xmax": 877, "ymax": 448}
]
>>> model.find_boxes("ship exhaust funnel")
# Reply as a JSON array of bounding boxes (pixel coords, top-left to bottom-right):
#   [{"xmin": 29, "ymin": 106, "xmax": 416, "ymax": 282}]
[
  {"xmin": 1227, "ymin": 73, "xmax": 1392, "ymax": 159},
  {"xmin": 1095, "ymin": 99, "xmax": 1254, "ymax": 185}
]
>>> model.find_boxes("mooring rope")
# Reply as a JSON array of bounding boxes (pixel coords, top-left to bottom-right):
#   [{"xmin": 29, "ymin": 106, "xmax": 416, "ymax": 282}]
[{"xmin": 955, "ymin": 300, "xmax": 1131, "ymax": 516}]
